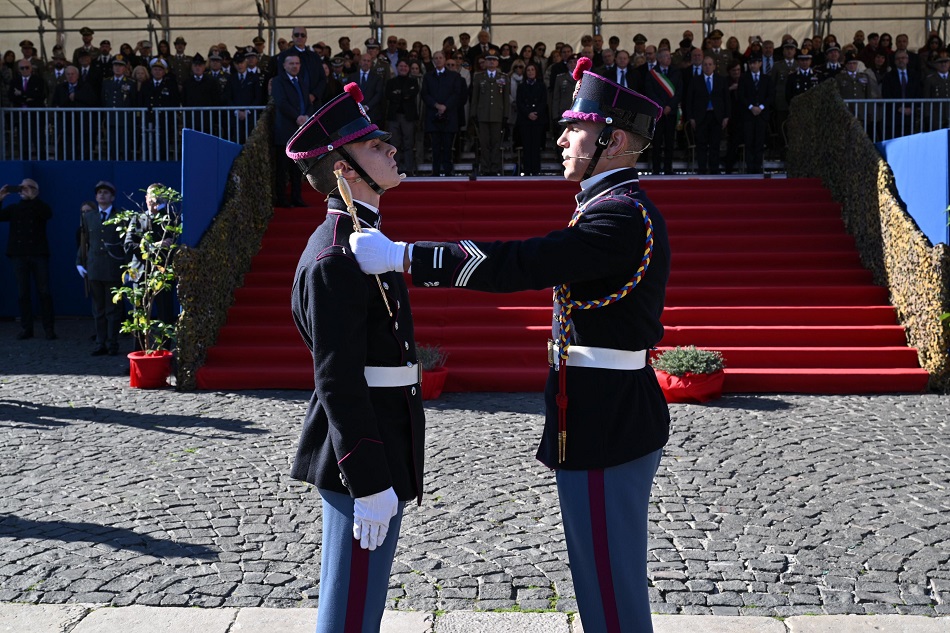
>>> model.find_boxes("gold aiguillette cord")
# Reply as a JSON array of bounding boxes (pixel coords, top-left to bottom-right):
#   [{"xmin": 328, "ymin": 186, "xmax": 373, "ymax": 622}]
[{"xmin": 334, "ymin": 169, "xmax": 393, "ymax": 316}]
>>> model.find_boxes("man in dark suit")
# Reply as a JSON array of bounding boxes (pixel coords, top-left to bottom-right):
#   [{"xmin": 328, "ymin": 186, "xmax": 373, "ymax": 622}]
[
  {"xmin": 467, "ymin": 29, "xmax": 497, "ymax": 69},
  {"xmin": 738, "ymin": 55, "xmax": 773, "ymax": 173},
  {"xmin": 272, "ymin": 51, "xmax": 314, "ymax": 206},
  {"xmin": 421, "ymin": 50, "xmax": 461, "ymax": 176},
  {"xmin": 181, "ymin": 54, "xmax": 220, "ymax": 135},
  {"xmin": 347, "ymin": 53, "xmax": 385, "ymax": 126},
  {"xmin": 138, "ymin": 58, "xmax": 181, "ymax": 160},
  {"xmin": 643, "ymin": 48, "xmax": 682, "ymax": 175},
  {"xmin": 228, "ymin": 52, "xmax": 263, "ymax": 143},
  {"xmin": 52, "ymin": 65, "xmax": 98, "ymax": 160},
  {"xmin": 274, "ymin": 26, "xmax": 326, "ymax": 108},
  {"xmin": 882, "ymin": 49, "xmax": 922, "ymax": 138},
  {"xmin": 8, "ymin": 59, "xmax": 49, "ymax": 159},
  {"xmin": 687, "ymin": 55, "xmax": 730, "ymax": 174},
  {"xmin": 101, "ymin": 58, "xmax": 136, "ymax": 159},
  {"xmin": 76, "ymin": 181, "xmax": 127, "ymax": 356}
]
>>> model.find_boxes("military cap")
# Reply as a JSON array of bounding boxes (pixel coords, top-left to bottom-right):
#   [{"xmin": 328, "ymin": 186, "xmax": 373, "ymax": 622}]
[
  {"xmin": 364, "ymin": 37, "xmax": 380, "ymax": 49},
  {"xmin": 844, "ymin": 50, "xmax": 858, "ymax": 63},
  {"xmin": 233, "ymin": 52, "xmax": 246, "ymax": 63},
  {"xmin": 112, "ymin": 57, "xmax": 127, "ymax": 66},
  {"xmin": 783, "ymin": 40, "xmax": 798, "ymax": 49},
  {"xmin": 19, "ymin": 39, "xmax": 34, "ymax": 48},
  {"xmin": 245, "ymin": 49, "xmax": 259, "ymax": 58},
  {"xmin": 679, "ymin": 39, "xmax": 692, "ymax": 48},
  {"xmin": 559, "ymin": 57, "xmax": 662, "ymax": 140},
  {"xmin": 209, "ymin": 51, "xmax": 222, "ymax": 61},
  {"xmin": 484, "ymin": 52, "xmax": 499, "ymax": 60},
  {"xmin": 149, "ymin": 57, "xmax": 167, "ymax": 68},
  {"xmin": 191, "ymin": 53, "xmax": 206, "ymax": 64},
  {"xmin": 748, "ymin": 54, "xmax": 763, "ymax": 62},
  {"xmin": 286, "ymin": 83, "xmax": 391, "ymax": 183},
  {"xmin": 174, "ymin": 36, "xmax": 187, "ymax": 45},
  {"xmin": 331, "ymin": 56, "xmax": 344, "ymax": 67},
  {"xmin": 100, "ymin": 39, "xmax": 111, "ymax": 46},
  {"xmin": 253, "ymin": 36, "xmax": 265, "ymax": 45},
  {"xmin": 797, "ymin": 52, "xmax": 812, "ymax": 60},
  {"xmin": 52, "ymin": 51, "xmax": 66, "ymax": 60},
  {"xmin": 709, "ymin": 29, "xmax": 724, "ymax": 38},
  {"xmin": 219, "ymin": 50, "xmax": 231, "ymax": 60},
  {"xmin": 935, "ymin": 56, "xmax": 950, "ymax": 64},
  {"xmin": 633, "ymin": 33, "xmax": 647, "ymax": 44},
  {"xmin": 825, "ymin": 44, "xmax": 840, "ymax": 53},
  {"xmin": 80, "ymin": 26, "xmax": 95, "ymax": 36},
  {"xmin": 94, "ymin": 180, "xmax": 116, "ymax": 194}
]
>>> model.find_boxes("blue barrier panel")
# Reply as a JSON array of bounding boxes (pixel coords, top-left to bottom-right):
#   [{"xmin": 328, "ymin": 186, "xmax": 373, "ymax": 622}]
[
  {"xmin": 0, "ymin": 161, "xmax": 180, "ymax": 318},
  {"xmin": 877, "ymin": 129, "xmax": 950, "ymax": 246},
  {"xmin": 180, "ymin": 129, "xmax": 242, "ymax": 248}
]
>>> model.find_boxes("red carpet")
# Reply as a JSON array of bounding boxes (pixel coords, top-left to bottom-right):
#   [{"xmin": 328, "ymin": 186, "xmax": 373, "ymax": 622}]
[{"xmin": 196, "ymin": 178, "xmax": 930, "ymax": 394}]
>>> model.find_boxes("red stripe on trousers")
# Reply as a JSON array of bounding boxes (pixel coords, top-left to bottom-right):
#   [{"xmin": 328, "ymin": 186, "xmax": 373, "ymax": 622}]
[
  {"xmin": 588, "ymin": 469, "xmax": 622, "ymax": 633},
  {"xmin": 344, "ymin": 538, "xmax": 370, "ymax": 633}
]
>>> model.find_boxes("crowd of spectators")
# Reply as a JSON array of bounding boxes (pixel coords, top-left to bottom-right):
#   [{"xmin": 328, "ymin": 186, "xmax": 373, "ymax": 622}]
[{"xmin": 3, "ymin": 24, "xmax": 949, "ymax": 173}]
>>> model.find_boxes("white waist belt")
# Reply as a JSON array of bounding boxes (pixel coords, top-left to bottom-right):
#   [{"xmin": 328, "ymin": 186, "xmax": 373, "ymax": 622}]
[
  {"xmin": 364, "ymin": 363, "xmax": 421, "ymax": 387},
  {"xmin": 553, "ymin": 344, "xmax": 648, "ymax": 370}
]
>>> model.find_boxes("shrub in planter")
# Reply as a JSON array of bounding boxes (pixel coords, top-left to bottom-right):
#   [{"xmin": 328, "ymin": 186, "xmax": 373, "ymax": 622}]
[
  {"xmin": 652, "ymin": 346, "xmax": 725, "ymax": 403},
  {"xmin": 416, "ymin": 343, "xmax": 448, "ymax": 400}
]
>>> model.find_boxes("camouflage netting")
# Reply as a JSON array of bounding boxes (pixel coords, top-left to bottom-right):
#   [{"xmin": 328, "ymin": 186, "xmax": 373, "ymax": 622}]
[
  {"xmin": 174, "ymin": 106, "xmax": 276, "ymax": 390},
  {"xmin": 787, "ymin": 81, "xmax": 950, "ymax": 392}
]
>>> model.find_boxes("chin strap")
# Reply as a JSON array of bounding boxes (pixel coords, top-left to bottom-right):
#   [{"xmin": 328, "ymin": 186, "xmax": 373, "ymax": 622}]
[
  {"xmin": 338, "ymin": 147, "xmax": 386, "ymax": 196},
  {"xmin": 582, "ymin": 125, "xmax": 615, "ymax": 180}
]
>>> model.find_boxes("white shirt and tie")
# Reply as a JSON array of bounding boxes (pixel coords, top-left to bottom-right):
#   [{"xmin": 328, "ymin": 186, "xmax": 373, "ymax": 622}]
[{"xmin": 618, "ymin": 68, "xmax": 627, "ymax": 86}]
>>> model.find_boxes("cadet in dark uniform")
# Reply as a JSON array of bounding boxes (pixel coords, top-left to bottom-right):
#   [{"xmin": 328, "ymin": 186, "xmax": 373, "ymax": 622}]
[
  {"xmin": 923, "ymin": 57, "xmax": 950, "ymax": 130},
  {"xmin": 283, "ymin": 83, "xmax": 425, "ymax": 633},
  {"xmin": 349, "ymin": 58, "xmax": 671, "ymax": 633},
  {"xmin": 182, "ymin": 53, "xmax": 220, "ymax": 134},
  {"xmin": 101, "ymin": 58, "xmax": 136, "ymax": 159},
  {"xmin": 471, "ymin": 51, "xmax": 510, "ymax": 175},
  {"xmin": 139, "ymin": 58, "xmax": 180, "ymax": 160},
  {"xmin": 228, "ymin": 52, "xmax": 262, "ymax": 143},
  {"xmin": 739, "ymin": 55, "xmax": 772, "ymax": 174},
  {"xmin": 786, "ymin": 52, "xmax": 820, "ymax": 104}
]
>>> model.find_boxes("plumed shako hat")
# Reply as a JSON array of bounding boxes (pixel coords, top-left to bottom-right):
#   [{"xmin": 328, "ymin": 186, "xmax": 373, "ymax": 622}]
[{"xmin": 286, "ymin": 83, "xmax": 391, "ymax": 193}]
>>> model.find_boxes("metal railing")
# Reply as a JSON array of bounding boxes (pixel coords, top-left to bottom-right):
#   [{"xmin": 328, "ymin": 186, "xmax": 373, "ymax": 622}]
[
  {"xmin": 0, "ymin": 106, "xmax": 266, "ymax": 162},
  {"xmin": 843, "ymin": 98, "xmax": 950, "ymax": 144}
]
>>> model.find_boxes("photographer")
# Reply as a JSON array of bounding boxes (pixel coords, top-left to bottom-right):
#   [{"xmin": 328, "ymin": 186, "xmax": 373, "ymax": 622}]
[{"xmin": 0, "ymin": 179, "xmax": 56, "ymax": 340}]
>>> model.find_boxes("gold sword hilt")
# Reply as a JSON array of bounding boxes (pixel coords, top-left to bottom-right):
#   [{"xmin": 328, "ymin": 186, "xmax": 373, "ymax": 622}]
[{"xmin": 335, "ymin": 169, "xmax": 393, "ymax": 317}]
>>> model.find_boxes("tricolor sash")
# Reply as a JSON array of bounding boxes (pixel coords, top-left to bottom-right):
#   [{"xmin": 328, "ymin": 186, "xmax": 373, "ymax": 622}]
[{"xmin": 650, "ymin": 68, "xmax": 675, "ymax": 98}]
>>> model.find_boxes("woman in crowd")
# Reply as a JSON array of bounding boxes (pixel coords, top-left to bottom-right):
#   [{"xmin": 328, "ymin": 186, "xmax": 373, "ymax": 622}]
[
  {"xmin": 518, "ymin": 45, "xmax": 534, "ymax": 68},
  {"xmin": 533, "ymin": 42, "xmax": 547, "ymax": 71},
  {"xmin": 515, "ymin": 62, "xmax": 547, "ymax": 176},
  {"xmin": 726, "ymin": 36, "xmax": 743, "ymax": 64},
  {"xmin": 420, "ymin": 44, "xmax": 435, "ymax": 72},
  {"xmin": 543, "ymin": 48, "xmax": 562, "ymax": 86},
  {"xmin": 878, "ymin": 33, "xmax": 894, "ymax": 64},
  {"xmin": 507, "ymin": 59, "xmax": 526, "ymax": 149},
  {"xmin": 498, "ymin": 43, "xmax": 513, "ymax": 72},
  {"xmin": 1, "ymin": 50, "xmax": 14, "ymax": 106},
  {"xmin": 157, "ymin": 39, "xmax": 171, "ymax": 59},
  {"xmin": 869, "ymin": 50, "xmax": 890, "ymax": 86},
  {"xmin": 322, "ymin": 61, "xmax": 342, "ymax": 103}
]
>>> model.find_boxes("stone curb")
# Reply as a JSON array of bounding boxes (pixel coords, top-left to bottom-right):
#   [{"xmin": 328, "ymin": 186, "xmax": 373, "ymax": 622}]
[{"xmin": 1, "ymin": 604, "xmax": 948, "ymax": 633}]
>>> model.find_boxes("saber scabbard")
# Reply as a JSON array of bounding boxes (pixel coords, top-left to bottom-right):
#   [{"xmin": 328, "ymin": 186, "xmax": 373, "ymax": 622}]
[{"xmin": 335, "ymin": 169, "xmax": 393, "ymax": 316}]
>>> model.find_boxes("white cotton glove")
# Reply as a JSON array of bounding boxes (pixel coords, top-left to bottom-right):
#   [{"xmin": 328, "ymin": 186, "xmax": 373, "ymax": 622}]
[
  {"xmin": 348, "ymin": 228, "xmax": 407, "ymax": 274},
  {"xmin": 352, "ymin": 486, "xmax": 399, "ymax": 551},
  {"xmin": 76, "ymin": 265, "xmax": 87, "ymax": 278}
]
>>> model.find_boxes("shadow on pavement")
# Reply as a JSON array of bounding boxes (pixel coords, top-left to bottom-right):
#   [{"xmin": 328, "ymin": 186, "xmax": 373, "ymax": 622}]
[
  {"xmin": 0, "ymin": 399, "xmax": 268, "ymax": 438},
  {"xmin": 0, "ymin": 513, "xmax": 219, "ymax": 560}
]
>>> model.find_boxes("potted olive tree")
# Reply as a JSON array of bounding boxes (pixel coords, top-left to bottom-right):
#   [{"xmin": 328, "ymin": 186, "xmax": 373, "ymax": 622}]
[
  {"xmin": 652, "ymin": 345, "xmax": 726, "ymax": 403},
  {"xmin": 417, "ymin": 343, "xmax": 449, "ymax": 400},
  {"xmin": 109, "ymin": 185, "xmax": 182, "ymax": 388}
]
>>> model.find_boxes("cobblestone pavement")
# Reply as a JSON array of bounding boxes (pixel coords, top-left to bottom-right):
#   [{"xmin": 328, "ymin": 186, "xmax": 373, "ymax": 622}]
[{"xmin": 0, "ymin": 318, "xmax": 948, "ymax": 618}]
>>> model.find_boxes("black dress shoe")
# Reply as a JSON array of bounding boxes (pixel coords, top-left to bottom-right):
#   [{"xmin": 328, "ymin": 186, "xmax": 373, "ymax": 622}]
[
  {"xmin": 91, "ymin": 346, "xmax": 108, "ymax": 356},
  {"xmin": 16, "ymin": 330, "xmax": 33, "ymax": 340}
]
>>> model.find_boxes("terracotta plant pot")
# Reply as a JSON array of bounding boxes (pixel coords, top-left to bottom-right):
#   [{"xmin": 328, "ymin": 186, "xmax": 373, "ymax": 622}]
[
  {"xmin": 421, "ymin": 367, "xmax": 448, "ymax": 400},
  {"xmin": 128, "ymin": 350, "xmax": 173, "ymax": 389},
  {"xmin": 654, "ymin": 369, "xmax": 725, "ymax": 404}
]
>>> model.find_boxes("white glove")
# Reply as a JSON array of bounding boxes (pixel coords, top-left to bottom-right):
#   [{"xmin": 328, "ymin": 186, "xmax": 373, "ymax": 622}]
[
  {"xmin": 76, "ymin": 265, "xmax": 87, "ymax": 278},
  {"xmin": 348, "ymin": 228, "xmax": 407, "ymax": 274},
  {"xmin": 352, "ymin": 486, "xmax": 399, "ymax": 551}
]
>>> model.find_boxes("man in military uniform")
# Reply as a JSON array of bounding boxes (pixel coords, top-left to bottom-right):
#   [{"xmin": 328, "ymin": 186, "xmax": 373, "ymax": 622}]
[
  {"xmin": 819, "ymin": 45, "xmax": 843, "ymax": 80},
  {"xmin": 836, "ymin": 52, "xmax": 874, "ymax": 132},
  {"xmin": 923, "ymin": 57, "xmax": 950, "ymax": 130},
  {"xmin": 349, "ymin": 57, "xmax": 670, "ymax": 633},
  {"xmin": 19, "ymin": 40, "xmax": 45, "ymax": 75},
  {"xmin": 182, "ymin": 54, "xmax": 220, "ymax": 135},
  {"xmin": 283, "ymin": 84, "xmax": 425, "ymax": 633},
  {"xmin": 76, "ymin": 181, "xmax": 127, "ymax": 356},
  {"xmin": 252, "ymin": 36, "xmax": 270, "ymax": 72},
  {"xmin": 139, "ymin": 58, "xmax": 180, "ymax": 160},
  {"xmin": 169, "ymin": 37, "xmax": 192, "ymax": 88},
  {"xmin": 364, "ymin": 38, "xmax": 392, "ymax": 83},
  {"xmin": 786, "ymin": 52, "xmax": 820, "ymax": 105},
  {"xmin": 92, "ymin": 40, "xmax": 114, "ymax": 76},
  {"xmin": 43, "ymin": 52, "xmax": 68, "ymax": 105},
  {"xmin": 471, "ymin": 51, "xmax": 509, "ymax": 175},
  {"xmin": 101, "ymin": 58, "xmax": 136, "ymax": 159},
  {"xmin": 72, "ymin": 26, "xmax": 98, "ymax": 66},
  {"xmin": 228, "ymin": 52, "xmax": 262, "ymax": 143},
  {"xmin": 705, "ymin": 29, "xmax": 733, "ymax": 76},
  {"xmin": 769, "ymin": 40, "xmax": 798, "ymax": 151},
  {"xmin": 739, "ymin": 54, "xmax": 772, "ymax": 173}
]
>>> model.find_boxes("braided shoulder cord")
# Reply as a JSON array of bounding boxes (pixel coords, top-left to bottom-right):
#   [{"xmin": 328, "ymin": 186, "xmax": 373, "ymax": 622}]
[{"xmin": 553, "ymin": 193, "xmax": 655, "ymax": 361}]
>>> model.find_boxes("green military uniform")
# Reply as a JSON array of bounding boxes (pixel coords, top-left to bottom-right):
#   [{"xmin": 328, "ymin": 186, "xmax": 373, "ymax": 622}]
[
  {"xmin": 923, "ymin": 65, "xmax": 950, "ymax": 128},
  {"xmin": 169, "ymin": 53, "xmax": 193, "ymax": 87},
  {"xmin": 471, "ymin": 68, "xmax": 510, "ymax": 175},
  {"xmin": 836, "ymin": 68, "xmax": 874, "ymax": 129}
]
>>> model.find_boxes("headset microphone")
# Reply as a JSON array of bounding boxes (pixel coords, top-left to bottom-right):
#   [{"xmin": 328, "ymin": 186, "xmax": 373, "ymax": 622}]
[{"xmin": 398, "ymin": 172, "xmax": 407, "ymax": 179}]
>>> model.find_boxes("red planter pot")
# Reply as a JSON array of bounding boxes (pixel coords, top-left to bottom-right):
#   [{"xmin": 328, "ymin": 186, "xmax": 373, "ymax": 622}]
[
  {"xmin": 654, "ymin": 369, "xmax": 725, "ymax": 404},
  {"xmin": 421, "ymin": 367, "xmax": 448, "ymax": 400},
  {"xmin": 128, "ymin": 350, "xmax": 173, "ymax": 389}
]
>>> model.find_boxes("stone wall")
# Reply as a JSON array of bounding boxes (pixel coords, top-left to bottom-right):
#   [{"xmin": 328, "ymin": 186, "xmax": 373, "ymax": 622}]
[
  {"xmin": 174, "ymin": 107, "xmax": 276, "ymax": 390},
  {"xmin": 787, "ymin": 81, "xmax": 950, "ymax": 391}
]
